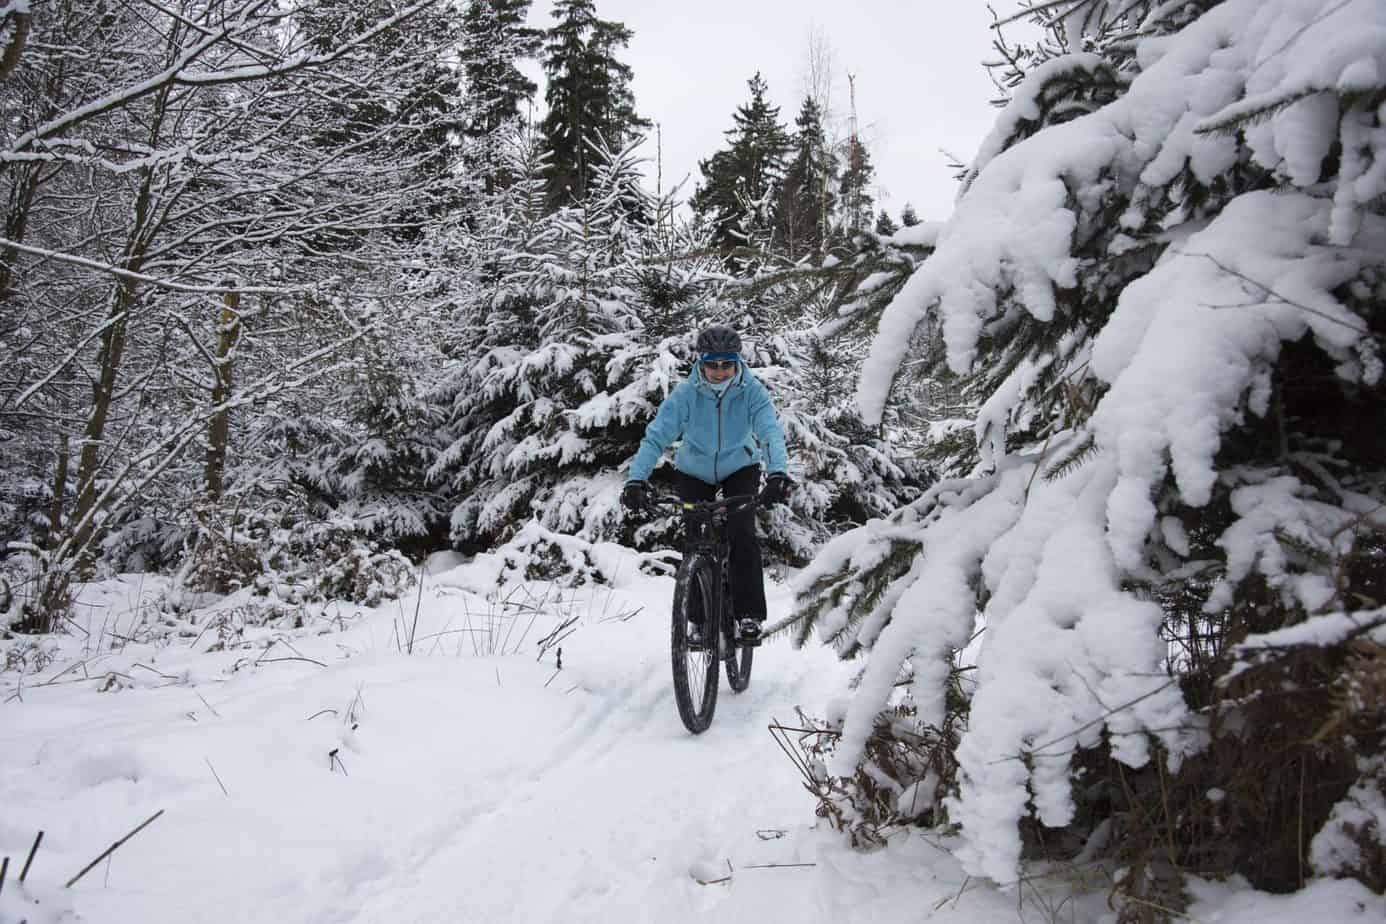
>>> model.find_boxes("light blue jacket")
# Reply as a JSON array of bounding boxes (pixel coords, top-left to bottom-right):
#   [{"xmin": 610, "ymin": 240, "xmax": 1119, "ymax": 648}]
[{"xmin": 629, "ymin": 361, "xmax": 788, "ymax": 486}]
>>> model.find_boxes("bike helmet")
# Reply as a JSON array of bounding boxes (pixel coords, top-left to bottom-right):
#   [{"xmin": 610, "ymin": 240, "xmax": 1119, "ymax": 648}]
[{"xmin": 696, "ymin": 324, "xmax": 742, "ymax": 356}]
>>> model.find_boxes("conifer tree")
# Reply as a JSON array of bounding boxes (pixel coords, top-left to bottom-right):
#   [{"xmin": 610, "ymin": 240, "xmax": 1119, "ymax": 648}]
[
  {"xmin": 539, "ymin": 0, "xmax": 650, "ymax": 206},
  {"xmin": 690, "ymin": 73, "xmax": 791, "ymax": 267},
  {"xmin": 836, "ymin": 134, "xmax": 876, "ymax": 237},
  {"xmin": 873, "ymin": 210, "xmax": 898, "ymax": 236},
  {"xmin": 775, "ymin": 96, "xmax": 837, "ymax": 262},
  {"xmin": 459, "ymin": 0, "xmax": 542, "ymax": 193},
  {"xmin": 899, "ymin": 202, "xmax": 920, "ymax": 227}
]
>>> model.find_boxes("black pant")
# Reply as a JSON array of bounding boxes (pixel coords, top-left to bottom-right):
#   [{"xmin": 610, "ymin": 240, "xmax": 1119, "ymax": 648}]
[{"xmin": 675, "ymin": 464, "xmax": 766, "ymax": 621}]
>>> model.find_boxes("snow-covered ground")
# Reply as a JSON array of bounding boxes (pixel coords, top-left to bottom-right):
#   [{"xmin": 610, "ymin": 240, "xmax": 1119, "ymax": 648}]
[{"xmin": 3, "ymin": 551, "xmax": 1382, "ymax": 923}]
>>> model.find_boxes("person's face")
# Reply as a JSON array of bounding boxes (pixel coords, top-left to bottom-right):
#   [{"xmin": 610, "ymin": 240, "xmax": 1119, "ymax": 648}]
[{"xmin": 702, "ymin": 358, "xmax": 737, "ymax": 384}]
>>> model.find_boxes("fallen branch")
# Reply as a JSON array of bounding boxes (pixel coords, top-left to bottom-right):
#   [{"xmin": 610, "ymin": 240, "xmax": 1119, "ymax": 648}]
[{"xmin": 65, "ymin": 810, "xmax": 165, "ymax": 888}]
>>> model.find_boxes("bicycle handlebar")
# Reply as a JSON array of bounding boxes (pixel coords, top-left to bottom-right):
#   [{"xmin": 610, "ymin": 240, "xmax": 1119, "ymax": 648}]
[{"xmin": 646, "ymin": 492, "xmax": 758, "ymax": 514}]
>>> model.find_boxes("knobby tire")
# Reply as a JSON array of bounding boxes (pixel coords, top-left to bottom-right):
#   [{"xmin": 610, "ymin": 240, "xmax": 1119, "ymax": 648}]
[
  {"xmin": 722, "ymin": 585, "xmax": 753, "ymax": 693},
  {"xmin": 725, "ymin": 636, "xmax": 753, "ymax": 693},
  {"xmin": 671, "ymin": 554, "xmax": 719, "ymax": 733}
]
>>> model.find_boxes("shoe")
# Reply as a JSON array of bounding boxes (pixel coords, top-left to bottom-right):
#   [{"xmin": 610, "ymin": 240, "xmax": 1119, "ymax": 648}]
[{"xmin": 737, "ymin": 617, "xmax": 763, "ymax": 647}]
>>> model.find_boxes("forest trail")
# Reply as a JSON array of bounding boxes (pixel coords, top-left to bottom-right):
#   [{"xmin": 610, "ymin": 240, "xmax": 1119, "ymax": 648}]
[{"xmin": 0, "ymin": 565, "xmax": 1029, "ymax": 923}]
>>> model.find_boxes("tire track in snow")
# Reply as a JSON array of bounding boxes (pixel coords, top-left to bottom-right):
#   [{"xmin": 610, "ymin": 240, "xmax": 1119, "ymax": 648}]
[{"xmin": 335, "ymin": 604, "xmax": 854, "ymax": 924}]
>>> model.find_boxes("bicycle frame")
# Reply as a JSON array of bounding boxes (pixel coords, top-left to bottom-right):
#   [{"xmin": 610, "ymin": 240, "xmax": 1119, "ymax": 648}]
[
  {"xmin": 653, "ymin": 493, "xmax": 756, "ymax": 647},
  {"xmin": 649, "ymin": 492, "xmax": 759, "ymax": 733}
]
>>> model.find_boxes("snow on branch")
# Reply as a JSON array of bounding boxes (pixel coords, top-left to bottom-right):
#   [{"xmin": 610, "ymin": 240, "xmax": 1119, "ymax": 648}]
[{"xmin": 858, "ymin": 0, "xmax": 1386, "ymax": 426}]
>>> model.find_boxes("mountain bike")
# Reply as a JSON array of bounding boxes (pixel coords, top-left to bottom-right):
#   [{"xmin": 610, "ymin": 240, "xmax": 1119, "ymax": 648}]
[{"xmin": 649, "ymin": 493, "xmax": 757, "ymax": 733}]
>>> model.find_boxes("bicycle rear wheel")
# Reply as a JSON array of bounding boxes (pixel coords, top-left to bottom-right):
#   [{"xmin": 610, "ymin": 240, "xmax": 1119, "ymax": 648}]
[
  {"xmin": 722, "ymin": 590, "xmax": 753, "ymax": 693},
  {"xmin": 725, "ymin": 636, "xmax": 753, "ymax": 692},
  {"xmin": 671, "ymin": 554, "xmax": 719, "ymax": 733}
]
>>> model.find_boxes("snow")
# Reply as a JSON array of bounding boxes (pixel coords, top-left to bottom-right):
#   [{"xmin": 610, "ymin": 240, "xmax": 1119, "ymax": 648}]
[
  {"xmin": 1311, "ymin": 756, "xmax": 1386, "ymax": 880},
  {"xmin": 1092, "ymin": 190, "xmax": 1384, "ymax": 572},
  {"xmin": 3, "ymin": 565, "xmax": 1379, "ymax": 922},
  {"xmin": 962, "ymin": 52, "xmax": 1110, "ymax": 191},
  {"xmin": 837, "ymin": 2, "xmax": 1386, "ymax": 883},
  {"xmin": 1235, "ymin": 607, "xmax": 1386, "ymax": 653},
  {"xmin": 1187, "ymin": 876, "xmax": 1386, "ymax": 923},
  {"xmin": 858, "ymin": 0, "xmax": 1386, "ymax": 424}
]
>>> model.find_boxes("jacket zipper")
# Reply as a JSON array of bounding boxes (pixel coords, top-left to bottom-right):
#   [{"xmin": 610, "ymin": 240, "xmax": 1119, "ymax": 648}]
[{"xmin": 713, "ymin": 391, "xmax": 724, "ymax": 483}]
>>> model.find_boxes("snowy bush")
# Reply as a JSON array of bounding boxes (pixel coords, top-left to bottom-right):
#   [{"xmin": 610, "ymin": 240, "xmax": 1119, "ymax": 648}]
[
  {"xmin": 776, "ymin": 684, "xmax": 966, "ymax": 848},
  {"xmin": 183, "ymin": 509, "xmax": 414, "ymax": 608},
  {"xmin": 792, "ymin": 0, "xmax": 1386, "ymax": 907}
]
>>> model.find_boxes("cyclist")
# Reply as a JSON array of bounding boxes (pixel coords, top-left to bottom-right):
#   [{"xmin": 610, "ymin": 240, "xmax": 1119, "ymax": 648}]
[{"xmin": 620, "ymin": 324, "xmax": 794, "ymax": 645}]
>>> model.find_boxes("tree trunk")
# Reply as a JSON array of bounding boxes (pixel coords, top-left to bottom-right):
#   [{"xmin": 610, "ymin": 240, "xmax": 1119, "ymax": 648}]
[
  {"xmin": 203, "ymin": 290, "xmax": 242, "ymax": 500},
  {"xmin": 47, "ymin": 432, "xmax": 69, "ymax": 545},
  {"xmin": 66, "ymin": 278, "xmax": 136, "ymax": 565}
]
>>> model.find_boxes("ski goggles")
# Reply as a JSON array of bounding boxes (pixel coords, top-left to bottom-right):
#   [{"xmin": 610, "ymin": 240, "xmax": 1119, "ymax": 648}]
[{"xmin": 701, "ymin": 352, "xmax": 738, "ymax": 371}]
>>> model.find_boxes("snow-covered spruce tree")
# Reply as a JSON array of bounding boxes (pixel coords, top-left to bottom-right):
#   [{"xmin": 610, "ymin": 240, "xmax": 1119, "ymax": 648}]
[
  {"xmin": 428, "ymin": 139, "xmax": 723, "ymax": 571},
  {"xmin": 792, "ymin": 0, "xmax": 1386, "ymax": 906}
]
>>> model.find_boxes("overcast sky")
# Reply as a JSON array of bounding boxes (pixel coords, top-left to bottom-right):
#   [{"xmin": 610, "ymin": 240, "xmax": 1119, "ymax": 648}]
[{"xmin": 525, "ymin": 2, "xmax": 1014, "ymax": 222}]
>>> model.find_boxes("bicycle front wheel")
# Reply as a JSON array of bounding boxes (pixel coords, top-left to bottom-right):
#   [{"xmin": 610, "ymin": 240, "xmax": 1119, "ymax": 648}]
[{"xmin": 671, "ymin": 554, "xmax": 719, "ymax": 733}]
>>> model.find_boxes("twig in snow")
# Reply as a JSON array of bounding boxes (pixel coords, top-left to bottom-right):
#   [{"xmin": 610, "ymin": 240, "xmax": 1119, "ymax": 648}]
[
  {"xmin": 328, "ymin": 748, "xmax": 348, "ymax": 776},
  {"xmin": 65, "ymin": 810, "xmax": 164, "ymax": 888},
  {"xmin": 20, "ymin": 830, "xmax": 43, "ymax": 882},
  {"xmin": 257, "ymin": 656, "xmax": 327, "ymax": 668},
  {"xmin": 195, "ymin": 690, "xmax": 221, "ymax": 717},
  {"xmin": 543, "ymin": 667, "xmax": 560, "ymax": 688},
  {"xmin": 205, "ymin": 759, "xmax": 229, "ymax": 796},
  {"xmin": 743, "ymin": 862, "xmax": 816, "ymax": 870},
  {"xmin": 535, "ymin": 617, "xmax": 578, "ymax": 662},
  {"xmin": 305, "ymin": 708, "xmax": 338, "ymax": 721},
  {"xmin": 694, "ymin": 859, "xmax": 734, "ymax": 886},
  {"xmin": 345, "ymin": 685, "xmax": 365, "ymax": 727},
  {"xmin": 934, "ymin": 874, "xmax": 975, "ymax": 911},
  {"xmin": 38, "ymin": 658, "xmax": 93, "ymax": 686},
  {"xmin": 406, "ymin": 570, "xmax": 425, "ymax": 655},
  {"xmin": 0, "ymin": 856, "xmax": 8, "ymax": 897}
]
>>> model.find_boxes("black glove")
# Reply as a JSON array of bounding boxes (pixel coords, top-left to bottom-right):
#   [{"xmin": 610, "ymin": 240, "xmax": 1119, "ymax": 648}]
[
  {"xmin": 760, "ymin": 473, "xmax": 794, "ymax": 506},
  {"xmin": 621, "ymin": 479, "xmax": 651, "ymax": 512}
]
